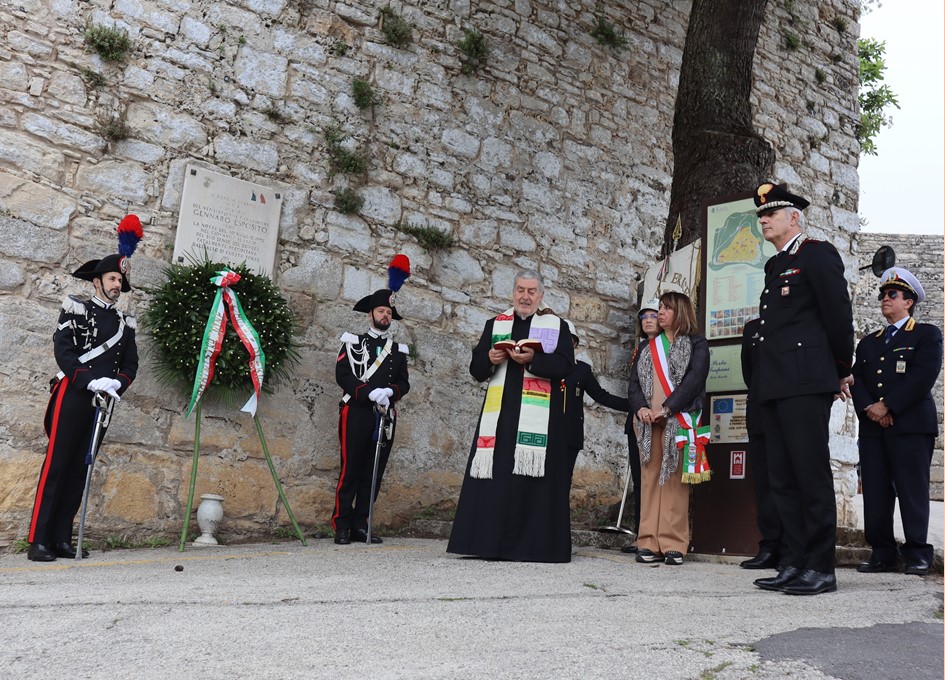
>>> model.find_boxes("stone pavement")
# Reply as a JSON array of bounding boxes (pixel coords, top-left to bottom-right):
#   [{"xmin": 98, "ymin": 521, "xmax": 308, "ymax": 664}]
[{"xmin": 0, "ymin": 538, "xmax": 941, "ymax": 680}]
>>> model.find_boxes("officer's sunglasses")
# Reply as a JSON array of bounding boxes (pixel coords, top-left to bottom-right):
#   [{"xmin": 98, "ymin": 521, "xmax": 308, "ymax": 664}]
[{"xmin": 877, "ymin": 289, "xmax": 901, "ymax": 301}]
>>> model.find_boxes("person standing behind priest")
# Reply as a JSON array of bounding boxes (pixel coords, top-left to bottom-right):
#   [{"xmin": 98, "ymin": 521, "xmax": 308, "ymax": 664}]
[
  {"xmin": 750, "ymin": 182, "xmax": 854, "ymax": 596},
  {"xmin": 560, "ymin": 319, "xmax": 630, "ymax": 488},
  {"xmin": 447, "ymin": 270, "xmax": 575, "ymax": 563},
  {"xmin": 851, "ymin": 267, "xmax": 942, "ymax": 576}
]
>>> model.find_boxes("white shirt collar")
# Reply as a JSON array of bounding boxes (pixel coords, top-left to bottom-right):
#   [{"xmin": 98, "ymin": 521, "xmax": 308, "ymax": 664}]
[
  {"xmin": 91, "ymin": 296, "xmax": 114, "ymax": 310},
  {"xmin": 780, "ymin": 234, "xmax": 802, "ymax": 253},
  {"xmin": 367, "ymin": 327, "xmax": 389, "ymax": 339}
]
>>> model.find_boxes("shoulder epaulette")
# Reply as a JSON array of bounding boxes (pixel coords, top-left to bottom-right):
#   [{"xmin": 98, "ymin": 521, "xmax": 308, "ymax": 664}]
[
  {"xmin": 904, "ymin": 318, "xmax": 916, "ymax": 332},
  {"xmin": 122, "ymin": 313, "xmax": 137, "ymax": 330},
  {"xmin": 398, "ymin": 343, "xmax": 409, "ymax": 355},
  {"xmin": 340, "ymin": 332, "xmax": 360, "ymax": 345},
  {"xmin": 62, "ymin": 295, "xmax": 88, "ymax": 316}
]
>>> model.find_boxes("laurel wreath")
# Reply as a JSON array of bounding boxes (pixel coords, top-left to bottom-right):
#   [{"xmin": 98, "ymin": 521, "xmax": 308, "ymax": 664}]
[{"xmin": 140, "ymin": 260, "xmax": 298, "ymax": 404}]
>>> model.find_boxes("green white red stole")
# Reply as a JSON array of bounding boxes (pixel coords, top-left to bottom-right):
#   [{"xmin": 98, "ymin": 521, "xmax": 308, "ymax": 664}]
[
  {"xmin": 650, "ymin": 332, "xmax": 712, "ymax": 484},
  {"xmin": 470, "ymin": 309, "xmax": 561, "ymax": 479}
]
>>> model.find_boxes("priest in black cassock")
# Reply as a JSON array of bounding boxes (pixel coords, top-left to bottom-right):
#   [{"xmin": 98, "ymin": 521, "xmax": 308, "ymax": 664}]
[{"xmin": 447, "ymin": 269, "xmax": 575, "ymax": 562}]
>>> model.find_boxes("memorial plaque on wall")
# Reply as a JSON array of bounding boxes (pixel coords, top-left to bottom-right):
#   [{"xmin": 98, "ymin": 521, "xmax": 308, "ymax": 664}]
[{"xmin": 173, "ymin": 165, "xmax": 283, "ymax": 276}]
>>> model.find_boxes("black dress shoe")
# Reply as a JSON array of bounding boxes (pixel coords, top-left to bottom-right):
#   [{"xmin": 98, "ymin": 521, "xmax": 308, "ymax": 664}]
[
  {"xmin": 27, "ymin": 543, "xmax": 57, "ymax": 562},
  {"xmin": 904, "ymin": 558, "xmax": 931, "ymax": 576},
  {"xmin": 620, "ymin": 544, "xmax": 638, "ymax": 554},
  {"xmin": 351, "ymin": 528, "xmax": 382, "ymax": 544},
  {"xmin": 53, "ymin": 542, "xmax": 89, "ymax": 559},
  {"xmin": 740, "ymin": 551, "xmax": 781, "ymax": 569},
  {"xmin": 856, "ymin": 558, "xmax": 897, "ymax": 573},
  {"xmin": 782, "ymin": 569, "xmax": 837, "ymax": 595},
  {"xmin": 334, "ymin": 529, "xmax": 351, "ymax": 545},
  {"xmin": 754, "ymin": 566, "xmax": 802, "ymax": 591}
]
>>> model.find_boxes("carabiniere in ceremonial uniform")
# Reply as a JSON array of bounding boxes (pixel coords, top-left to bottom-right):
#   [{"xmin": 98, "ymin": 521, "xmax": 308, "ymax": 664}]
[{"xmin": 28, "ymin": 241, "xmax": 139, "ymax": 562}]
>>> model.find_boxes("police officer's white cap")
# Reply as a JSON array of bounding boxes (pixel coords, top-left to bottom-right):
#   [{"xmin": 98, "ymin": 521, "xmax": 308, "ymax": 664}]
[{"xmin": 880, "ymin": 267, "xmax": 925, "ymax": 304}]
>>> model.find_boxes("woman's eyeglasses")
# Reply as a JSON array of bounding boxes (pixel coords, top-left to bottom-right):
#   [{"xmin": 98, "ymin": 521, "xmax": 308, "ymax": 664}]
[
  {"xmin": 877, "ymin": 289, "xmax": 901, "ymax": 301},
  {"xmin": 639, "ymin": 313, "xmax": 658, "ymax": 320}
]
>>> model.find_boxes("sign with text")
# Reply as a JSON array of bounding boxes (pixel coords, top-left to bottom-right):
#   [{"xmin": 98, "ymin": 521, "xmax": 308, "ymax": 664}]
[
  {"xmin": 709, "ymin": 394, "xmax": 748, "ymax": 443},
  {"xmin": 706, "ymin": 344, "xmax": 747, "ymax": 394},
  {"xmin": 173, "ymin": 165, "xmax": 282, "ymax": 276},
  {"xmin": 730, "ymin": 450, "xmax": 746, "ymax": 479}
]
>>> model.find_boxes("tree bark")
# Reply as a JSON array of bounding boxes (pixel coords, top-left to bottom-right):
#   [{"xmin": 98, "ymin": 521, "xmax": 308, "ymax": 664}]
[{"xmin": 665, "ymin": 0, "xmax": 775, "ymax": 254}]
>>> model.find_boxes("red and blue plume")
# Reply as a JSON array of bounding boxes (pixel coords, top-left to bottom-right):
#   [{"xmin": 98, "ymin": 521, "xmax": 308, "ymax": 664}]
[
  {"xmin": 388, "ymin": 253, "xmax": 411, "ymax": 293},
  {"xmin": 117, "ymin": 214, "xmax": 143, "ymax": 257}
]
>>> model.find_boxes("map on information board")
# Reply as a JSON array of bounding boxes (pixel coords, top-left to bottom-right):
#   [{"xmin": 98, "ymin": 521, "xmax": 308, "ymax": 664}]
[{"xmin": 704, "ymin": 198, "xmax": 777, "ymax": 341}]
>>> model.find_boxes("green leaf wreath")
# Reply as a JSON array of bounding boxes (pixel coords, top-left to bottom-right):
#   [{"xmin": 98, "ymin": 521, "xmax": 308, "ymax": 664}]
[{"xmin": 140, "ymin": 260, "xmax": 299, "ymax": 406}]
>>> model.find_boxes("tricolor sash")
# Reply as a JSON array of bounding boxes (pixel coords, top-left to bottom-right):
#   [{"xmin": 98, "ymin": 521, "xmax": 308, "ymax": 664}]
[
  {"xmin": 186, "ymin": 269, "xmax": 266, "ymax": 417},
  {"xmin": 650, "ymin": 333, "xmax": 711, "ymax": 484},
  {"xmin": 470, "ymin": 309, "xmax": 561, "ymax": 479}
]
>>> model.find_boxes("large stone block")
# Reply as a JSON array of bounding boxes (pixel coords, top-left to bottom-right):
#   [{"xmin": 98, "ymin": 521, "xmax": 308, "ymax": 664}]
[
  {"xmin": 0, "ymin": 214, "xmax": 69, "ymax": 262},
  {"xmin": 0, "ymin": 172, "xmax": 74, "ymax": 230},
  {"xmin": 0, "ymin": 130, "xmax": 65, "ymax": 180},
  {"xmin": 0, "ymin": 452, "xmax": 40, "ymax": 514},
  {"xmin": 214, "ymin": 134, "xmax": 279, "ymax": 173},
  {"xmin": 21, "ymin": 113, "xmax": 102, "ymax": 153},
  {"xmin": 126, "ymin": 102, "xmax": 208, "ymax": 150},
  {"xmin": 281, "ymin": 249, "xmax": 343, "ymax": 299},
  {"xmin": 234, "ymin": 47, "xmax": 289, "ymax": 98},
  {"xmin": 76, "ymin": 160, "xmax": 150, "ymax": 203}
]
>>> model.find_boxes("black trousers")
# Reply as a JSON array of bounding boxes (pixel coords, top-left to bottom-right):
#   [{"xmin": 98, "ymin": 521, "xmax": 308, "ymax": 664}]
[
  {"xmin": 29, "ymin": 378, "xmax": 101, "ymax": 545},
  {"xmin": 332, "ymin": 403, "xmax": 394, "ymax": 532},
  {"xmin": 859, "ymin": 432, "xmax": 934, "ymax": 564},
  {"xmin": 748, "ymin": 434, "xmax": 782, "ymax": 554},
  {"xmin": 761, "ymin": 394, "xmax": 835, "ymax": 573}
]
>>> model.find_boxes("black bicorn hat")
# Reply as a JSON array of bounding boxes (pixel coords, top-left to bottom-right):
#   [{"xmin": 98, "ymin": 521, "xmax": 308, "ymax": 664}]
[
  {"xmin": 753, "ymin": 182, "xmax": 811, "ymax": 215},
  {"xmin": 72, "ymin": 253, "xmax": 132, "ymax": 292},
  {"xmin": 71, "ymin": 214, "xmax": 143, "ymax": 293},
  {"xmin": 353, "ymin": 288, "xmax": 402, "ymax": 320}
]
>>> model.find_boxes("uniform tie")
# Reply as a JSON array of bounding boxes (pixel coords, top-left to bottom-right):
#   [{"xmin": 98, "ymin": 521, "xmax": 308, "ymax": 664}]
[{"xmin": 883, "ymin": 325, "xmax": 897, "ymax": 344}]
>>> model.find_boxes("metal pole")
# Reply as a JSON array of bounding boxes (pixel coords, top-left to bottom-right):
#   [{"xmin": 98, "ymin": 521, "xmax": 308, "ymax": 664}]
[
  {"xmin": 254, "ymin": 414, "xmax": 307, "ymax": 546},
  {"xmin": 599, "ymin": 455, "xmax": 635, "ymax": 535},
  {"xmin": 179, "ymin": 402, "xmax": 202, "ymax": 552},
  {"xmin": 365, "ymin": 407, "xmax": 387, "ymax": 546},
  {"xmin": 76, "ymin": 393, "xmax": 110, "ymax": 561}
]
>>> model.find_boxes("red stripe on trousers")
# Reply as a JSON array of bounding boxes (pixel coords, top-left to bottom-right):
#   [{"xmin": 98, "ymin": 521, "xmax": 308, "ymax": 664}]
[
  {"xmin": 331, "ymin": 405, "xmax": 350, "ymax": 530},
  {"xmin": 28, "ymin": 377, "xmax": 69, "ymax": 542}
]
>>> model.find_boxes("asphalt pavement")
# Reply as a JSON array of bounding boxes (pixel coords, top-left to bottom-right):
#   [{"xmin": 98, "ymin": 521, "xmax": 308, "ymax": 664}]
[{"xmin": 0, "ymin": 537, "xmax": 941, "ymax": 680}]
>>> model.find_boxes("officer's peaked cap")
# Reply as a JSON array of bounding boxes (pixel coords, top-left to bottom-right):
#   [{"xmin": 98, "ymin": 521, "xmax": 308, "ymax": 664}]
[
  {"xmin": 880, "ymin": 267, "xmax": 925, "ymax": 304},
  {"xmin": 754, "ymin": 182, "xmax": 810, "ymax": 216}
]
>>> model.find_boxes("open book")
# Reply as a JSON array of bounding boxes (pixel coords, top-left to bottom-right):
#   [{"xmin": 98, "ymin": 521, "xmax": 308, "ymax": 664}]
[{"xmin": 494, "ymin": 338, "xmax": 544, "ymax": 354}]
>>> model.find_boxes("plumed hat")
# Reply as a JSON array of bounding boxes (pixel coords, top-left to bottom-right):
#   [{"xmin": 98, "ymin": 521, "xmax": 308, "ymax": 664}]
[
  {"xmin": 72, "ymin": 215, "xmax": 143, "ymax": 292},
  {"xmin": 353, "ymin": 254, "xmax": 411, "ymax": 320},
  {"xmin": 753, "ymin": 182, "xmax": 810, "ymax": 216},
  {"xmin": 879, "ymin": 267, "xmax": 925, "ymax": 303}
]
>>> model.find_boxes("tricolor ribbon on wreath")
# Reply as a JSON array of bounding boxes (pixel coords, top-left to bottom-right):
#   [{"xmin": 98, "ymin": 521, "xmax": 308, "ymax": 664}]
[
  {"xmin": 186, "ymin": 269, "xmax": 266, "ymax": 417},
  {"xmin": 650, "ymin": 332, "xmax": 712, "ymax": 484}
]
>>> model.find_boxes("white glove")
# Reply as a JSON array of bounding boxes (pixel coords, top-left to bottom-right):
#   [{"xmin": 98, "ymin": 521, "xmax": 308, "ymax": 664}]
[
  {"xmin": 377, "ymin": 387, "xmax": 393, "ymax": 409},
  {"xmin": 87, "ymin": 378, "xmax": 111, "ymax": 393},
  {"xmin": 86, "ymin": 377, "xmax": 121, "ymax": 401},
  {"xmin": 368, "ymin": 388, "xmax": 385, "ymax": 403}
]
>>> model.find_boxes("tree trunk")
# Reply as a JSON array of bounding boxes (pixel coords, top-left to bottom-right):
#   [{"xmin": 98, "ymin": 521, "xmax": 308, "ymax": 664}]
[{"xmin": 665, "ymin": 0, "xmax": 775, "ymax": 254}]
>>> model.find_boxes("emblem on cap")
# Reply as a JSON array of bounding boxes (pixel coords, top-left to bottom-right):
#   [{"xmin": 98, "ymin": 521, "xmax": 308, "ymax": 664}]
[
  {"xmin": 757, "ymin": 183, "xmax": 774, "ymax": 204},
  {"xmin": 119, "ymin": 256, "xmax": 130, "ymax": 274}
]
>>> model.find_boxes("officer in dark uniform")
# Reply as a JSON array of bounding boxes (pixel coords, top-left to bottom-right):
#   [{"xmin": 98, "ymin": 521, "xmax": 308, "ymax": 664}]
[
  {"xmin": 749, "ymin": 183, "xmax": 854, "ymax": 596},
  {"xmin": 739, "ymin": 317, "xmax": 783, "ymax": 569},
  {"xmin": 27, "ymin": 251, "xmax": 139, "ymax": 562},
  {"xmin": 851, "ymin": 267, "xmax": 942, "ymax": 576},
  {"xmin": 560, "ymin": 319, "xmax": 630, "ymax": 486},
  {"xmin": 333, "ymin": 288, "xmax": 410, "ymax": 545}
]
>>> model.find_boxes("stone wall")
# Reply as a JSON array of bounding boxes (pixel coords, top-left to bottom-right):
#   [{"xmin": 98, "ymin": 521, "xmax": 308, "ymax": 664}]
[
  {"xmin": 852, "ymin": 233, "xmax": 945, "ymax": 501},
  {"xmin": 0, "ymin": 0, "xmax": 864, "ymax": 543}
]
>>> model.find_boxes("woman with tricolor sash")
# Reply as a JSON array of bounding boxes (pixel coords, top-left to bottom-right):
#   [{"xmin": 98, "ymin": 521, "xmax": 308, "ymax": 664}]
[{"xmin": 628, "ymin": 291, "xmax": 709, "ymax": 566}]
